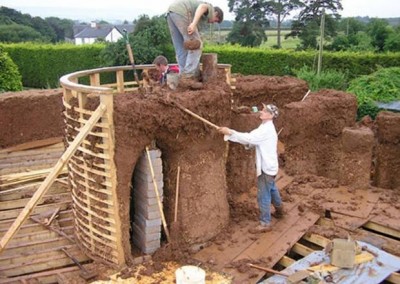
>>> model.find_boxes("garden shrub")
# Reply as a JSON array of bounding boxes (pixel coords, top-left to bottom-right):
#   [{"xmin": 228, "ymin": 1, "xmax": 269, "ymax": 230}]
[
  {"xmin": 347, "ymin": 67, "xmax": 400, "ymax": 119},
  {"xmin": 0, "ymin": 47, "xmax": 22, "ymax": 92},
  {"xmin": 294, "ymin": 66, "xmax": 348, "ymax": 91}
]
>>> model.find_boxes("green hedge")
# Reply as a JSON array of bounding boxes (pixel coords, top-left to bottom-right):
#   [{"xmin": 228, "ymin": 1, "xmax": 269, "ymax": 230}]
[
  {"xmin": 205, "ymin": 45, "xmax": 400, "ymax": 79},
  {"xmin": 0, "ymin": 47, "xmax": 22, "ymax": 92},
  {"xmin": 1, "ymin": 43, "xmax": 104, "ymax": 88},
  {"xmin": 2, "ymin": 42, "xmax": 400, "ymax": 89}
]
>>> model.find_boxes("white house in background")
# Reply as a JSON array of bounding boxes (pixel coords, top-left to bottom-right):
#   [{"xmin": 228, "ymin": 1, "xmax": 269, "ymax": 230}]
[{"xmin": 74, "ymin": 22, "xmax": 134, "ymax": 45}]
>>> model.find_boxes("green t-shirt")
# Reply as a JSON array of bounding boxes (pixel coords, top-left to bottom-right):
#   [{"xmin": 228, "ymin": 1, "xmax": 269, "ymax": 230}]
[{"xmin": 168, "ymin": 0, "xmax": 214, "ymax": 23}]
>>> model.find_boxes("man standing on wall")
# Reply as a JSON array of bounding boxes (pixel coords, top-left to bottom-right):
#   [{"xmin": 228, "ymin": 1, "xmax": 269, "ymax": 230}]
[
  {"xmin": 218, "ymin": 104, "xmax": 285, "ymax": 233},
  {"xmin": 166, "ymin": 0, "xmax": 223, "ymax": 80}
]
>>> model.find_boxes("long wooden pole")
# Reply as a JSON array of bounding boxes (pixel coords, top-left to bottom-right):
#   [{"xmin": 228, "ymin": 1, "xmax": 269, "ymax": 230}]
[
  {"xmin": 173, "ymin": 101, "xmax": 219, "ymax": 129},
  {"xmin": 174, "ymin": 166, "xmax": 180, "ymax": 223},
  {"xmin": 0, "ymin": 104, "xmax": 106, "ymax": 253},
  {"xmin": 145, "ymin": 147, "xmax": 171, "ymax": 243}
]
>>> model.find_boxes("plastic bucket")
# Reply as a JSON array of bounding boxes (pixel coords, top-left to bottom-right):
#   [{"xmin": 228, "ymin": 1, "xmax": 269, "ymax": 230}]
[{"xmin": 175, "ymin": 265, "xmax": 206, "ymax": 284}]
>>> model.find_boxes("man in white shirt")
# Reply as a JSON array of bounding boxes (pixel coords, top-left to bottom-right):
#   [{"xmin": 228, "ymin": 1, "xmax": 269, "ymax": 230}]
[{"xmin": 218, "ymin": 103, "xmax": 284, "ymax": 232}]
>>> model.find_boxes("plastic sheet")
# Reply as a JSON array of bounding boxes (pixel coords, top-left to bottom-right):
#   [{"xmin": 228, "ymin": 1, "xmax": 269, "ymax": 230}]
[{"xmin": 261, "ymin": 241, "xmax": 400, "ymax": 284}]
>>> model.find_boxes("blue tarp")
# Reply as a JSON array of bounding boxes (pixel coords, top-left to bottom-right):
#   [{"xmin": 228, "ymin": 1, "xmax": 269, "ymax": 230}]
[
  {"xmin": 376, "ymin": 101, "xmax": 400, "ymax": 112},
  {"xmin": 261, "ymin": 241, "xmax": 400, "ymax": 284}
]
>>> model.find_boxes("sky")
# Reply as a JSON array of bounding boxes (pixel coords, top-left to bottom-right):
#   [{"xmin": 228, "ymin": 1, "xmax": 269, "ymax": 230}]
[{"xmin": 1, "ymin": 0, "xmax": 399, "ymax": 23}]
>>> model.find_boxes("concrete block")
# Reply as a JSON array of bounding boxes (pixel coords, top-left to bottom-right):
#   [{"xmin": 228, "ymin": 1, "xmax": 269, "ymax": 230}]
[
  {"xmin": 133, "ymin": 168, "xmax": 163, "ymax": 183},
  {"xmin": 133, "ymin": 220, "xmax": 161, "ymax": 235},
  {"xmin": 132, "ymin": 223, "xmax": 161, "ymax": 242},
  {"xmin": 134, "ymin": 190, "xmax": 163, "ymax": 206},
  {"xmin": 133, "ymin": 179, "xmax": 163, "ymax": 197},
  {"xmin": 136, "ymin": 158, "xmax": 163, "ymax": 173},
  {"xmin": 134, "ymin": 213, "xmax": 161, "ymax": 227},
  {"xmin": 136, "ymin": 201, "xmax": 162, "ymax": 219}
]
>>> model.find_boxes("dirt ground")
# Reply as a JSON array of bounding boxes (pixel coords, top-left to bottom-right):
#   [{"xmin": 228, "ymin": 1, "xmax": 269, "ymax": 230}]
[{"xmin": 1, "ymin": 69, "xmax": 399, "ymax": 283}]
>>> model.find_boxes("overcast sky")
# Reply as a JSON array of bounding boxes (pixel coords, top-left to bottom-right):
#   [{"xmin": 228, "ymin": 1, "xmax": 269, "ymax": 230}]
[{"xmin": 1, "ymin": 0, "xmax": 399, "ymax": 22}]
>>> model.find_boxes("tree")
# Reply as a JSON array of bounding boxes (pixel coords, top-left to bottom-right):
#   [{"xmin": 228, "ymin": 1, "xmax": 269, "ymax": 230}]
[
  {"xmin": 264, "ymin": 0, "xmax": 302, "ymax": 48},
  {"xmin": 384, "ymin": 26, "xmax": 400, "ymax": 52},
  {"xmin": 0, "ymin": 7, "xmax": 61, "ymax": 43},
  {"xmin": 226, "ymin": 21, "xmax": 266, "ymax": 47},
  {"xmin": 45, "ymin": 17, "xmax": 75, "ymax": 41},
  {"xmin": 227, "ymin": 0, "xmax": 269, "ymax": 46},
  {"xmin": 287, "ymin": 0, "xmax": 342, "ymax": 50},
  {"xmin": 337, "ymin": 17, "xmax": 366, "ymax": 36},
  {"xmin": 367, "ymin": 18, "xmax": 391, "ymax": 52},
  {"xmin": 100, "ymin": 15, "xmax": 172, "ymax": 66},
  {"xmin": 0, "ymin": 24, "xmax": 46, "ymax": 42},
  {"xmin": 31, "ymin": 16, "xmax": 57, "ymax": 42}
]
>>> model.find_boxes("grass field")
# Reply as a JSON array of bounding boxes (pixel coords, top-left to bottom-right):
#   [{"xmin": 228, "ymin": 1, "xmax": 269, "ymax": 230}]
[{"xmin": 203, "ymin": 29, "xmax": 300, "ymax": 49}]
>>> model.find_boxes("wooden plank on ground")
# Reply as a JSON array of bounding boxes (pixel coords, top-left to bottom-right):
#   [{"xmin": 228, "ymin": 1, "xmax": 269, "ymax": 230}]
[
  {"xmin": 194, "ymin": 173, "xmax": 296, "ymax": 271},
  {"xmin": 0, "ymin": 237, "xmax": 72, "ymax": 258},
  {"xmin": 0, "ymin": 193, "xmax": 71, "ymax": 210},
  {"xmin": 322, "ymin": 187, "xmax": 381, "ymax": 219},
  {"xmin": 0, "ymin": 201, "xmax": 71, "ymax": 221},
  {"xmin": 0, "ymin": 266, "xmax": 80, "ymax": 284},
  {"xmin": 370, "ymin": 200, "xmax": 400, "ymax": 231},
  {"xmin": 0, "ymin": 247, "xmax": 89, "ymax": 277},
  {"xmin": 0, "ymin": 103, "xmax": 105, "ymax": 253},
  {"xmin": 229, "ymin": 210, "xmax": 320, "ymax": 283},
  {"xmin": 330, "ymin": 211, "xmax": 370, "ymax": 231},
  {"xmin": 0, "ymin": 137, "xmax": 63, "ymax": 155},
  {"xmin": 0, "ymin": 217, "xmax": 73, "ymax": 238}
]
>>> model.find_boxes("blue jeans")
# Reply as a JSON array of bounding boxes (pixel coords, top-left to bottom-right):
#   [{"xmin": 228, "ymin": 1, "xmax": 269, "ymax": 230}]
[
  {"xmin": 257, "ymin": 174, "xmax": 282, "ymax": 225},
  {"xmin": 167, "ymin": 12, "xmax": 202, "ymax": 75}
]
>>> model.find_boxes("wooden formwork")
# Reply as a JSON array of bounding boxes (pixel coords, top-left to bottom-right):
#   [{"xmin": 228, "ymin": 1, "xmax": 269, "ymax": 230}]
[{"xmin": 59, "ymin": 63, "xmax": 233, "ymax": 267}]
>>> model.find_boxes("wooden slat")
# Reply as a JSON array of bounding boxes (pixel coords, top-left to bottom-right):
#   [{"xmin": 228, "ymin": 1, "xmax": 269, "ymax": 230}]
[
  {"xmin": 0, "ymin": 138, "xmax": 63, "ymax": 155},
  {"xmin": 0, "ymin": 249, "xmax": 89, "ymax": 277},
  {"xmin": 291, "ymin": 242, "xmax": 315, "ymax": 257},
  {"xmin": 363, "ymin": 221, "xmax": 400, "ymax": 239},
  {"xmin": 72, "ymin": 177, "xmax": 112, "ymax": 196},
  {"xmin": 302, "ymin": 233, "xmax": 330, "ymax": 248},
  {"xmin": 0, "ymin": 193, "xmax": 71, "ymax": 210},
  {"xmin": 0, "ymin": 104, "xmax": 106, "ymax": 253},
  {"xmin": 278, "ymin": 256, "xmax": 295, "ymax": 268},
  {"xmin": 0, "ymin": 210, "xmax": 72, "ymax": 228},
  {"xmin": 1, "ymin": 237, "xmax": 72, "ymax": 257},
  {"xmin": 0, "ymin": 149, "xmax": 62, "ymax": 164},
  {"xmin": 69, "ymin": 159, "xmax": 111, "ymax": 179},
  {"xmin": 231, "ymin": 210, "xmax": 320, "ymax": 283},
  {"xmin": 0, "ymin": 182, "xmax": 68, "ymax": 201},
  {"xmin": 71, "ymin": 193, "xmax": 115, "ymax": 218},
  {"xmin": 0, "ymin": 217, "xmax": 73, "ymax": 236},
  {"xmin": 0, "ymin": 202, "xmax": 71, "ymax": 221},
  {"xmin": 0, "ymin": 265, "xmax": 80, "ymax": 284}
]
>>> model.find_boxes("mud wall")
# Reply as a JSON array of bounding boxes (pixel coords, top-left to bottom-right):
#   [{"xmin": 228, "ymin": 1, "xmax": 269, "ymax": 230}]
[
  {"xmin": 374, "ymin": 112, "xmax": 400, "ymax": 189},
  {"xmin": 227, "ymin": 112, "xmax": 259, "ymax": 197},
  {"xmin": 340, "ymin": 127, "xmax": 374, "ymax": 188},
  {"xmin": 113, "ymin": 81, "xmax": 232, "ymax": 262},
  {"xmin": 227, "ymin": 75, "xmax": 309, "ymax": 196},
  {"xmin": 0, "ymin": 89, "xmax": 64, "ymax": 149},
  {"xmin": 282, "ymin": 90, "xmax": 358, "ymax": 180}
]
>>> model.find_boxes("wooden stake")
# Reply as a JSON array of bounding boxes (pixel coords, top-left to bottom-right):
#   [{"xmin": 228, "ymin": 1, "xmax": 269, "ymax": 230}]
[
  {"xmin": 174, "ymin": 166, "xmax": 180, "ymax": 223},
  {"xmin": 0, "ymin": 104, "xmax": 106, "ymax": 253},
  {"xmin": 145, "ymin": 146, "xmax": 171, "ymax": 243}
]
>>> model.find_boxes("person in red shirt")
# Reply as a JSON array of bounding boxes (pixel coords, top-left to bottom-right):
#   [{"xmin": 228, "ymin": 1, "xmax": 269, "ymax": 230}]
[{"xmin": 153, "ymin": 55, "xmax": 180, "ymax": 85}]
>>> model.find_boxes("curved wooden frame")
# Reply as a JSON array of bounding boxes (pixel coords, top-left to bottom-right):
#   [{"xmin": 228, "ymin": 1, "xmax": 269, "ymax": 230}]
[{"xmin": 60, "ymin": 63, "xmax": 233, "ymax": 267}]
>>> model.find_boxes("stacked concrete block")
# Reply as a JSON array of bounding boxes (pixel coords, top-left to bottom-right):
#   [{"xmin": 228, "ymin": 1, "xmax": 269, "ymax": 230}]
[{"xmin": 132, "ymin": 149, "xmax": 163, "ymax": 254}]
